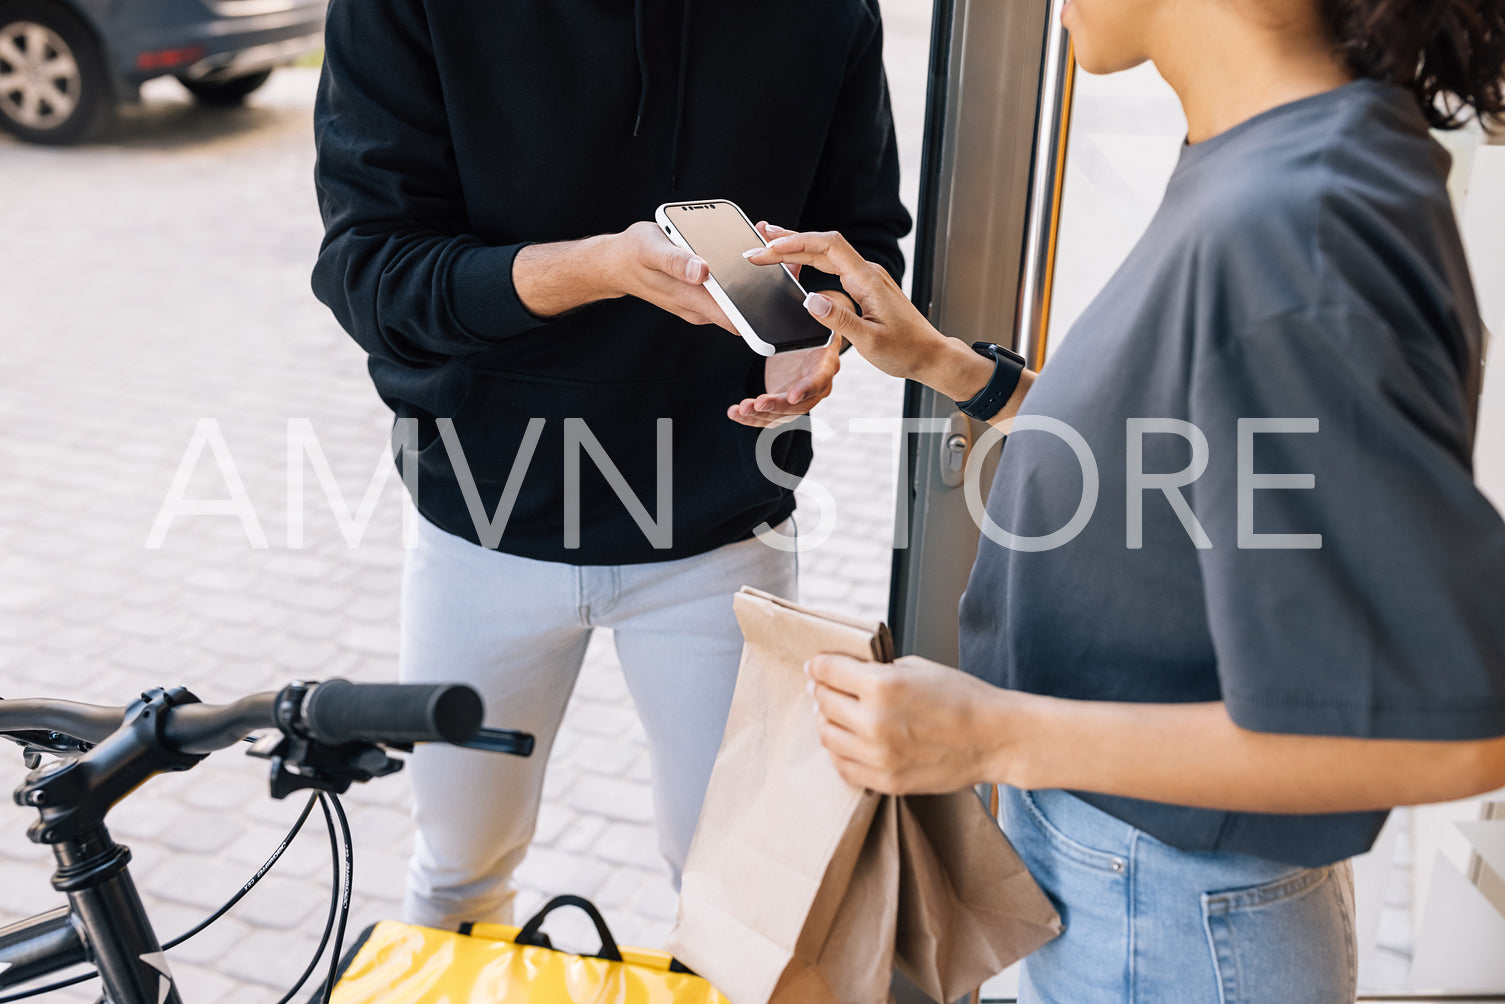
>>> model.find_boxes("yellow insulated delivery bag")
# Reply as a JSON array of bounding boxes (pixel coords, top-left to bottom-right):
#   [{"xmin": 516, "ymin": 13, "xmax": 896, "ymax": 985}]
[{"xmin": 326, "ymin": 895, "xmax": 730, "ymax": 1004}]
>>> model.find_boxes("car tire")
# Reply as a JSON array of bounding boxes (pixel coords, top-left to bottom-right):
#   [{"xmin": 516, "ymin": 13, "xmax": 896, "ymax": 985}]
[
  {"xmin": 177, "ymin": 68, "xmax": 272, "ymax": 106},
  {"xmin": 0, "ymin": 0, "xmax": 112, "ymax": 144}
]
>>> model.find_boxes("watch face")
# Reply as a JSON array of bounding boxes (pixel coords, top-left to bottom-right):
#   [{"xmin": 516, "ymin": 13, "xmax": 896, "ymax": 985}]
[{"xmin": 975, "ymin": 341, "xmax": 1025, "ymax": 366}]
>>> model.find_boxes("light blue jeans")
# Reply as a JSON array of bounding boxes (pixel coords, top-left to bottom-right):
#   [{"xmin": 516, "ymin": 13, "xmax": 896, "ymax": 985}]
[
  {"xmin": 1000, "ymin": 786, "xmax": 1356, "ymax": 1004},
  {"xmin": 398, "ymin": 513, "xmax": 797, "ymax": 930}
]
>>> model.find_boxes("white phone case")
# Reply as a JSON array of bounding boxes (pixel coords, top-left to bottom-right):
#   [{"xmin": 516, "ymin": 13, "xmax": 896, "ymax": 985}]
[{"xmin": 654, "ymin": 201, "xmax": 829, "ymax": 357}]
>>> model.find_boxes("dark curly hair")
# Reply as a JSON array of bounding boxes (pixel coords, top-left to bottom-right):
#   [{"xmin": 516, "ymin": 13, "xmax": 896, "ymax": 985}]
[{"xmin": 1320, "ymin": 0, "xmax": 1505, "ymax": 128}]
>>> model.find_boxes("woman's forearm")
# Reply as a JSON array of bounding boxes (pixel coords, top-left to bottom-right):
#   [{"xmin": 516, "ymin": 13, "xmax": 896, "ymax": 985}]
[
  {"xmin": 988, "ymin": 369, "xmax": 1037, "ymax": 427},
  {"xmin": 910, "ymin": 336, "xmax": 1037, "ymax": 427},
  {"xmin": 996, "ymin": 693, "xmax": 1505, "ymax": 813}
]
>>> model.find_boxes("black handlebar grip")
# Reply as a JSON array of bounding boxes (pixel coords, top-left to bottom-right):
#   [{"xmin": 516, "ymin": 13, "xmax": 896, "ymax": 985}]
[{"xmin": 300, "ymin": 680, "xmax": 483, "ymax": 746}]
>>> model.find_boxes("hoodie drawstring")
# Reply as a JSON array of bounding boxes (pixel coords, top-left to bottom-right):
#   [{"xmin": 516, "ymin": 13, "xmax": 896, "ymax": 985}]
[
  {"xmin": 668, "ymin": 0, "xmax": 693, "ymax": 192},
  {"xmin": 631, "ymin": 0, "xmax": 649, "ymax": 137},
  {"xmin": 630, "ymin": 0, "xmax": 693, "ymax": 190}
]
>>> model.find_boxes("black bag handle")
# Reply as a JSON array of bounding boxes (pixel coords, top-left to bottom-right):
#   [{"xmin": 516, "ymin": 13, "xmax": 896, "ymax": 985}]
[{"xmin": 514, "ymin": 894, "xmax": 624, "ymax": 963}]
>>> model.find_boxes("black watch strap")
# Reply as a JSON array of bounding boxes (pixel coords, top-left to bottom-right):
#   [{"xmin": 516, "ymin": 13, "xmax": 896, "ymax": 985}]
[{"xmin": 955, "ymin": 341, "xmax": 1027, "ymax": 420}]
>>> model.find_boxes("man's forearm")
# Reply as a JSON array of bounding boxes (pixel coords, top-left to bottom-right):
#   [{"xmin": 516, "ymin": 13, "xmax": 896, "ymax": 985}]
[
  {"xmin": 513, "ymin": 236, "xmax": 622, "ymax": 318},
  {"xmin": 995, "ymin": 693, "xmax": 1505, "ymax": 813}
]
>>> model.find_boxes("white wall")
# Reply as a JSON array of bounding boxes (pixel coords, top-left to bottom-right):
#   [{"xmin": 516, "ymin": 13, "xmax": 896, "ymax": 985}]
[
  {"xmin": 1403, "ymin": 135, "xmax": 1505, "ymax": 993},
  {"xmin": 1465, "ymin": 142, "xmax": 1505, "ymax": 508}
]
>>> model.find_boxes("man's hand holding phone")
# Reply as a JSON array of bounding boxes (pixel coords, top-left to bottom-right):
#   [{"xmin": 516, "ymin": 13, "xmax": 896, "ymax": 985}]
[
  {"xmin": 512, "ymin": 214, "xmax": 850, "ymax": 428},
  {"xmin": 608, "ymin": 218, "xmax": 848, "ymax": 428},
  {"xmin": 512, "ymin": 221, "xmax": 735, "ymax": 332},
  {"xmin": 605, "ymin": 222, "xmax": 738, "ymax": 331}
]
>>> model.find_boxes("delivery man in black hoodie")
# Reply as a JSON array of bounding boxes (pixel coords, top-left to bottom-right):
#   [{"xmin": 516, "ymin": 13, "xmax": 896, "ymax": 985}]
[{"xmin": 311, "ymin": 0, "xmax": 910, "ymax": 929}]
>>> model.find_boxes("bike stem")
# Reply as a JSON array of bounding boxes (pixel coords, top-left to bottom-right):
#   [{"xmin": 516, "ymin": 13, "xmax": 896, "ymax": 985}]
[{"xmin": 7, "ymin": 688, "xmax": 202, "ymax": 1004}]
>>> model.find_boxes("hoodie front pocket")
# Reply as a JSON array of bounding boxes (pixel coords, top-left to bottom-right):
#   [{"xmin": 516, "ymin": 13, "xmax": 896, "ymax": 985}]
[{"xmin": 424, "ymin": 367, "xmax": 791, "ymax": 554}]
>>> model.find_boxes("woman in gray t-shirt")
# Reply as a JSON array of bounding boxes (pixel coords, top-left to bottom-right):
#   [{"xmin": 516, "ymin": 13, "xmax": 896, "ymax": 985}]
[{"xmin": 749, "ymin": 0, "xmax": 1505, "ymax": 1000}]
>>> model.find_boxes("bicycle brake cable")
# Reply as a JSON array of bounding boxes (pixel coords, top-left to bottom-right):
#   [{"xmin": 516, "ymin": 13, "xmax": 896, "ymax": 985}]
[
  {"xmin": 0, "ymin": 794, "xmax": 320, "ymax": 1003},
  {"xmin": 326, "ymin": 793, "xmax": 355, "ymax": 1004},
  {"xmin": 298, "ymin": 792, "xmax": 356, "ymax": 1004},
  {"xmin": 164, "ymin": 793, "xmax": 321, "ymax": 949},
  {"xmin": 0, "ymin": 969, "xmax": 93, "ymax": 1002},
  {"xmin": 273, "ymin": 792, "xmax": 346, "ymax": 1004}
]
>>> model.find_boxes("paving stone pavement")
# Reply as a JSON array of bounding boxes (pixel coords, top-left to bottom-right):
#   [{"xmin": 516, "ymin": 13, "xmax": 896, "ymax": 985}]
[{"xmin": 0, "ymin": 5, "xmax": 935, "ymax": 999}]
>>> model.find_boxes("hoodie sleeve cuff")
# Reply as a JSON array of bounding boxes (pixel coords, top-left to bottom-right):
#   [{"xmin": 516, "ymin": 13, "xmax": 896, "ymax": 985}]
[{"xmin": 447, "ymin": 241, "xmax": 547, "ymax": 343}]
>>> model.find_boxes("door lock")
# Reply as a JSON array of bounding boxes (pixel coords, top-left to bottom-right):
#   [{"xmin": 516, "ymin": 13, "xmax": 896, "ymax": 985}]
[{"xmin": 939, "ymin": 412, "xmax": 970, "ymax": 488}]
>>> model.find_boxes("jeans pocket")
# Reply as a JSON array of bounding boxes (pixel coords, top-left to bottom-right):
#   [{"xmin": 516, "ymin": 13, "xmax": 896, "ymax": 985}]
[
  {"xmin": 1201, "ymin": 862, "xmax": 1357, "ymax": 1004},
  {"xmin": 1016, "ymin": 789, "xmax": 1131, "ymax": 873}
]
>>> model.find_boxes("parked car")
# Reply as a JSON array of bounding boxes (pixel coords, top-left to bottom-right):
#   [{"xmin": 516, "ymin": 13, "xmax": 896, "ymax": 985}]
[{"xmin": 0, "ymin": 0, "xmax": 324, "ymax": 144}]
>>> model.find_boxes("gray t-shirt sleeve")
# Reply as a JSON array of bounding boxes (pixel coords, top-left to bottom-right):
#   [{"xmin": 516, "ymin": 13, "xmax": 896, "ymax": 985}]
[{"xmin": 1188, "ymin": 305, "xmax": 1505, "ymax": 740}]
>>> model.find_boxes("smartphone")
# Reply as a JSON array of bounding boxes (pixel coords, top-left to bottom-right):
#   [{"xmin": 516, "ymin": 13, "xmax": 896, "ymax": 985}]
[{"xmin": 655, "ymin": 200, "xmax": 833, "ymax": 356}]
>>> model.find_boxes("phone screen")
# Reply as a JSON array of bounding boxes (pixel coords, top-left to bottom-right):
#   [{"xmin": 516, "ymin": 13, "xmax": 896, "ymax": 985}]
[{"xmin": 663, "ymin": 202, "xmax": 832, "ymax": 352}]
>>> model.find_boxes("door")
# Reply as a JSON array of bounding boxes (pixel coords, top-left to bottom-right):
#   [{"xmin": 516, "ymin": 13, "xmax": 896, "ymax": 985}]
[{"xmin": 889, "ymin": 0, "xmax": 1072, "ymax": 663}]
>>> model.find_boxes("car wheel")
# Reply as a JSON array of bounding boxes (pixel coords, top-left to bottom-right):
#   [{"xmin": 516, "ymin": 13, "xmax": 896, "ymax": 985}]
[
  {"xmin": 177, "ymin": 68, "xmax": 272, "ymax": 106},
  {"xmin": 0, "ymin": 0, "xmax": 111, "ymax": 144}
]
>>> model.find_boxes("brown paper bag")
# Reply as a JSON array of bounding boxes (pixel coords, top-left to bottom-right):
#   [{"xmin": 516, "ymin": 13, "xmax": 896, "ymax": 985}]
[
  {"xmin": 667, "ymin": 588, "xmax": 1061, "ymax": 1004},
  {"xmin": 893, "ymin": 794, "xmax": 1063, "ymax": 1001}
]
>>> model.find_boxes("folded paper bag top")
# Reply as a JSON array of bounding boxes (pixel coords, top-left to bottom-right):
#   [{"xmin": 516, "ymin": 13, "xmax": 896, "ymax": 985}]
[{"xmin": 667, "ymin": 587, "xmax": 1061, "ymax": 1004}]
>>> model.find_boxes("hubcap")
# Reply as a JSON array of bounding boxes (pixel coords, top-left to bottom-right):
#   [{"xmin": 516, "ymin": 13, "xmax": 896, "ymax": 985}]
[{"xmin": 0, "ymin": 21, "xmax": 81, "ymax": 130}]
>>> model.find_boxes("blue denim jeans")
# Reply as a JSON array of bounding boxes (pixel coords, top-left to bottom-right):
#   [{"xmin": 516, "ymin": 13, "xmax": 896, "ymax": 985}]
[{"xmin": 1000, "ymin": 786, "xmax": 1356, "ymax": 1004}]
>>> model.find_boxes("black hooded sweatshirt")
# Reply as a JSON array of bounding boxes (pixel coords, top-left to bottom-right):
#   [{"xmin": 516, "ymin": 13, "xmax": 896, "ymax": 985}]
[{"xmin": 311, "ymin": 0, "xmax": 910, "ymax": 564}]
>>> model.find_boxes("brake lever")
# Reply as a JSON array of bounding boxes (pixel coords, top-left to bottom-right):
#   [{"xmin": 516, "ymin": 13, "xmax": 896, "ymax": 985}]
[
  {"xmin": 246, "ymin": 732, "xmax": 403, "ymax": 800},
  {"xmin": 2, "ymin": 730, "xmax": 95, "ymax": 769},
  {"xmin": 242, "ymin": 720, "xmax": 534, "ymax": 800},
  {"xmin": 454, "ymin": 727, "xmax": 536, "ymax": 758}
]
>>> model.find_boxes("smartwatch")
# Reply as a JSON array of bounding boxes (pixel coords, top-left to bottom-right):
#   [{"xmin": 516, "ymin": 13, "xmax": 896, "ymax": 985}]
[{"xmin": 955, "ymin": 341, "xmax": 1027, "ymax": 421}]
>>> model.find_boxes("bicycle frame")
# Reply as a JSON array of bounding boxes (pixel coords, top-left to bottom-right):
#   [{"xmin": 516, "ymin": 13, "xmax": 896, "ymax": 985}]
[{"xmin": 0, "ymin": 825, "xmax": 180, "ymax": 1004}]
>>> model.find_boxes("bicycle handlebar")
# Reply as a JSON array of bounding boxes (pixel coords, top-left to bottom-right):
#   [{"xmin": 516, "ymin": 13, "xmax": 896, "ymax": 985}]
[
  {"xmin": 161, "ymin": 693, "xmax": 280, "ymax": 755},
  {"xmin": 0, "ymin": 680, "xmax": 485, "ymax": 756},
  {"xmin": 0, "ymin": 699, "xmax": 126, "ymax": 746}
]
